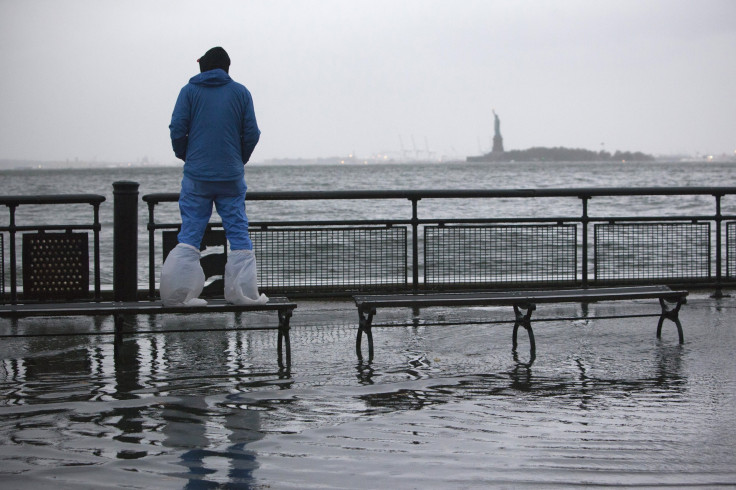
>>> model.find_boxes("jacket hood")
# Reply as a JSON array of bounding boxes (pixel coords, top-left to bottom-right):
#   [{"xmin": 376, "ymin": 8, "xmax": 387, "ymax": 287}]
[{"xmin": 188, "ymin": 69, "xmax": 232, "ymax": 87}]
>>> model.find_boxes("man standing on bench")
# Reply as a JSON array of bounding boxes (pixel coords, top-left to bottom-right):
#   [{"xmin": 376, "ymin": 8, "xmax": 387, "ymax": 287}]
[{"xmin": 161, "ymin": 46, "xmax": 267, "ymax": 307}]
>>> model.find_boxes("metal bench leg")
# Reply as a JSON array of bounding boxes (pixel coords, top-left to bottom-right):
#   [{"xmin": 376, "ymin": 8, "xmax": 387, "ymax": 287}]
[
  {"xmin": 278, "ymin": 308, "xmax": 293, "ymax": 368},
  {"xmin": 512, "ymin": 303, "xmax": 537, "ymax": 354},
  {"xmin": 657, "ymin": 297, "xmax": 685, "ymax": 344},
  {"xmin": 357, "ymin": 306, "xmax": 376, "ymax": 360}
]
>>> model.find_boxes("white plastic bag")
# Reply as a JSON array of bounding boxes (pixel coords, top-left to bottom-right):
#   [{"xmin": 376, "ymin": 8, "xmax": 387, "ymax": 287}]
[
  {"xmin": 224, "ymin": 249, "xmax": 268, "ymax": 305},
  {"xmin": 160, "ymin": 243, "xmax": 207, "ymax": 306}
]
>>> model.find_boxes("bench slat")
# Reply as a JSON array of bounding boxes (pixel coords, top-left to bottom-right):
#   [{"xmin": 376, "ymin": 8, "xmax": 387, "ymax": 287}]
[
  {"xmin": 354, "ymin": 286, "xmax": 687, "ymax": 308},
  {"xmin": 0, "ymin": 297, "xmax": 296, "ymax": 318}
]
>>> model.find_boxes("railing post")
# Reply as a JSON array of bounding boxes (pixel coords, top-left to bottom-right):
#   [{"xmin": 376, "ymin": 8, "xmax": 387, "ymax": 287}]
[
  {"xmin": 410, "ymin": 197, "xmax": 420, "ymax": 293},
  {"xmin": 580, "ymin": 195, "xmax": 590, "ymax": 288},
  {"xmin": 147, "ymin": 201, "xmax": 157, "ymax": 300},
  {"xmin": 712, "ymin": 193, "xmax": 724, "ymax": 299},
  {"xmin": 8, "ymin": 204, "xmax": 17, "ymax": 304},
  {"xmin": 93, "ymin": 203, "xmax": 102, "ymax": 301},
  {"xmin": 113, "ymin": 181, "xmax": 139, "ymax": 302}
]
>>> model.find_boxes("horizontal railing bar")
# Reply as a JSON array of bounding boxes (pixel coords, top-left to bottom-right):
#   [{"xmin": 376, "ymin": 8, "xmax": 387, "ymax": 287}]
[
  {"xmin": 0, "ymin": 224, "xmax": 98, "ymax": 232},
  {"xmin": 424, "ymin": 217, "xmax": 577, "ymax": 224},
  {"xmin": 587, "ymin": 215, "xmax": 718, "ymax": 222},
  {"xmin": 148, "ymin": 220, "xmax": 413, "ymax": 230},
  {"xmin": 0, "ymin": 195, "xmax": 105, "ymax": 206},
  {"xmin": 428, "ymin": 216, "xmax": 725, "ymax": 225},
  {"xmin": 142, "ymin": 187, "xmax": 736, "ymax": 204},
  {"xmin": 145, "ymin": 215, "xmax": 725, "ymax": 230},
  {"xmin": 252, "ymin": 220, "xmax": 408, "ymax": 228}
]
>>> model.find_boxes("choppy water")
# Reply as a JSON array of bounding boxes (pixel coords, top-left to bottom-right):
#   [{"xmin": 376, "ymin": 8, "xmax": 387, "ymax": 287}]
[{"xmin": 2, "ymin": 161, "xmax": 736, "ymax": 488}]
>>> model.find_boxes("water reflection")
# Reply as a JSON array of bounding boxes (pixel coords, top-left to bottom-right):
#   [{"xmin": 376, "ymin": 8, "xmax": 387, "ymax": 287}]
[
  {"xmin": 160, "ymin": 396, "xmax": 262, "ymax": 488},
  {"xmin": 509, "ymin": 352, "xmax": 534, "ymax": 391},
  {"xmin": 0, "ymin": 322, "xmax": 294, "ymax": 488},
  {"xmin": 356, "ymin": 360, "xmax": 375, "ymax": 385},
  {"xmin": 113, "ymin": 335, "xmax": 145, "ymax": 460},
  {"xmin": 512, "ymin": 346, "xmax": 536, "ymax": 369},
  {"xmin": 654, "ymin": 343, "xmax": 685, "ymax": 387},
  {"xmin": 354, "ymin": 340, "xmax": 686, "ymax": 420}
]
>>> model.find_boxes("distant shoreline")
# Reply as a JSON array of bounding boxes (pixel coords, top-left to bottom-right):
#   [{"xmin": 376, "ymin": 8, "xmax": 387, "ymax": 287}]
[
  {"xmin": 467, "ymin": 146, "xmax": 656, "ymax": 163},
  {"xmin": 1, "ymin": 155, "xmax": 734, "ymax": 171}
]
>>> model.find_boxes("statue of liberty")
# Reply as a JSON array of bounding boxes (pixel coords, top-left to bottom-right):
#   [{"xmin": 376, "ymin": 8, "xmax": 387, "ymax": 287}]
[{"xmin": 492, "ymin": 109, "xmax": 504, "ymax": 153}]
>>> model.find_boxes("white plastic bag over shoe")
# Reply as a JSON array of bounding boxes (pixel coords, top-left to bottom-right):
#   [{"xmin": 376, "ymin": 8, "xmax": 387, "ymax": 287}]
[
  {"xmin": 160, "ymin": 243, "xmax": 207, "ymax": 306},
  {"xmin": 224, "ymin": 249, "xmax": 268, "ymax": 305}
]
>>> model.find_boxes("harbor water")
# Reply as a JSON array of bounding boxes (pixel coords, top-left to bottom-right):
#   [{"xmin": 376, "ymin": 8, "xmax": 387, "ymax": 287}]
[
  {"xmin": 1, "ymin": 160, "xmax": 736, "ymax": 488},
  {"xmin": 2, "ymin": 160, "xmax": 736, "ymax": 289}
]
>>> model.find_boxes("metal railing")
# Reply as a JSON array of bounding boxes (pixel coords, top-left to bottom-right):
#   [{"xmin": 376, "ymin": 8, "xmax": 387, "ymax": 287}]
[
  {"xmin": 3, "ymin": 187, "xmax": 735, "ymax": 302},
  {"xmin": 1, "ymin": 194, "xmax": 105, "ymax": 303},
  {"xmin": 143, "ymin": 187, "xmax": 736, "ymax": 297}
]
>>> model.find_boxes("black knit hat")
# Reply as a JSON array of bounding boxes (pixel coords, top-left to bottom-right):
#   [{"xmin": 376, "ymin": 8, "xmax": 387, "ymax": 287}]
[{"xmin": 198, "ymin": 47, "xmax": 230, "ymax": 73}]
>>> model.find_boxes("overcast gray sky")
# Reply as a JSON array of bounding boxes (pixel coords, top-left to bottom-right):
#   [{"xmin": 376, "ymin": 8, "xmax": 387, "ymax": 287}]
[{"xmin": 1, "ymin": 0, "xmax": 734, "ymax": 164}]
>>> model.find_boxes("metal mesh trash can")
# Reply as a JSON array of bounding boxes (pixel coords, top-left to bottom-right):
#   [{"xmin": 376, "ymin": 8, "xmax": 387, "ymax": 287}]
[{"xmin": 22, "ymin": 232, "xmax": 89, "ymax": 300}]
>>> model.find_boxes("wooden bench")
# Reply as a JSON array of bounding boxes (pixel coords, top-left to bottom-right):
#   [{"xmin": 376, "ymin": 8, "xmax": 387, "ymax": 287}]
[
  {"xmin": 353, "ymin": 286, "xmax": 688, "ymax": 360},
  {"xmin": 0, "ymin": 297, "xmax": 297, "ymax": 365}
]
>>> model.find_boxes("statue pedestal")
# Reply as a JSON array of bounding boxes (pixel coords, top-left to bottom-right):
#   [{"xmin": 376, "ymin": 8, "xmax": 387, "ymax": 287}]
[{"xmin": 492, "ymin": 135, "xmax": 504, "ymax": 153}]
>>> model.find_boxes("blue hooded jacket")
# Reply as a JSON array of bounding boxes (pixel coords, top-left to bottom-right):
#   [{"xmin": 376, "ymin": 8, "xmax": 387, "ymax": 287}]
[{"xmin": 169, "ymin": 69, "xmax": 260, "ymax": 181}]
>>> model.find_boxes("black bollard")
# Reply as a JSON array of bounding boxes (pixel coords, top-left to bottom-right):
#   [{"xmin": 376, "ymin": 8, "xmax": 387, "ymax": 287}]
[{"xmin": 113, "ymin": 181, "xmax": 139, "ymax": 302}]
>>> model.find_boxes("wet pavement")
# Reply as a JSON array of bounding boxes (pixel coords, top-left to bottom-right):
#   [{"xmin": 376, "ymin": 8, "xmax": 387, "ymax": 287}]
[{"xmin": 1, "ymin": 289, "xmax": 735, "ymax": 488}]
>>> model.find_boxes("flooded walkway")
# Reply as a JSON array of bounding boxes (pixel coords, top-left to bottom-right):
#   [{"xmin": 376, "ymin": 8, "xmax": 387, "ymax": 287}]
[{"xmin": 1, "ymin": 292, "xmax": 735, "ymax": 488}]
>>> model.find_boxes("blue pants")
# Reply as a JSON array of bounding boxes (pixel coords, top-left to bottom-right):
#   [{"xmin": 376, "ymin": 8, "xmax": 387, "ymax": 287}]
[{"xmin": 177, "ymin": 176, "xmax": 252, "ymax": 250}]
